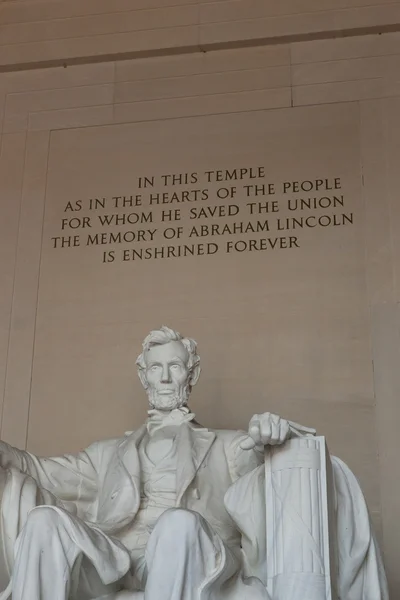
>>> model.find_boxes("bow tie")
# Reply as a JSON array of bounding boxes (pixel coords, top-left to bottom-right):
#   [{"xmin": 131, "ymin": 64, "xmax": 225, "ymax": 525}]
[{"xmin": 146, "ymin": 406, "xmax": 195, "ymax": 436}]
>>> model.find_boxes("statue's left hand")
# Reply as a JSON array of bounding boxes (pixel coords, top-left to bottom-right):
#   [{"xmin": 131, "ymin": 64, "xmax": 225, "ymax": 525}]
[{"xmin": 240, "ymin": 412, "xmax": 316, "ymax": 450}]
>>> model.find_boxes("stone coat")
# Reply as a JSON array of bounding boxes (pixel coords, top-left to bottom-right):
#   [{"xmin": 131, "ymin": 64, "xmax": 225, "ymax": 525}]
[{"xmin": 0, "ymin": 422, "xmax": 262, "ymax": 548}]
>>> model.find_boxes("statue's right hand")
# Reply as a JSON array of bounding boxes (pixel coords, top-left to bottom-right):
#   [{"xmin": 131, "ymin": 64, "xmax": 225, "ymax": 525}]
[
  {"xmin": 240, "ymin": 413, "xmax": 316, "ymax": 450},
  {"xmin": 240, "ymin": 412, "xmax": 291, "ymax": 450}
]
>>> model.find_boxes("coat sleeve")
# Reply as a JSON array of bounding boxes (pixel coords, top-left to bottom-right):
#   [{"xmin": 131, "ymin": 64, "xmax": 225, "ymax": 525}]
[
  {"xmin": 331, "ymin": 456, "xmax": 389, "ymax": 600},
  {"xmin": 0, "ymin": 440, "xmax": 98, "ymax": 509}
]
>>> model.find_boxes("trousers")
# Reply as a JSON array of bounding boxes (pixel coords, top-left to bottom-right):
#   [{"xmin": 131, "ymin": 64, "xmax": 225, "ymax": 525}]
[{"xmin": 10, "ymin": 506, "xmax": 243, "ymax": 600}]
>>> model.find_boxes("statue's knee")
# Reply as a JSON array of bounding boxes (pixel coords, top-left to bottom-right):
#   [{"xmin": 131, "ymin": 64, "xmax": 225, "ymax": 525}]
[
  {"xmin": 25, "ymin": 507, "xmax": 61, "ymax": 534},
  {"xmin": 156, "ymin": 509, "xmax": 199, "ymax": 536}
]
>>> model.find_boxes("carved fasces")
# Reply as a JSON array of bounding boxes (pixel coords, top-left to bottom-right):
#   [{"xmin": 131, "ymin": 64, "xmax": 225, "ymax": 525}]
[{"xmin": 265, "ymin": 436, "xmax": 338, "ymax": 600}]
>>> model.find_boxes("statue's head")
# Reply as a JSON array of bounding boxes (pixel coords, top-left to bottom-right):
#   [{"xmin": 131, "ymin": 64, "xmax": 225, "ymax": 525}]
[{"xmin": 136, "ymin": 326, "xmax": 201, "ymax": 410}]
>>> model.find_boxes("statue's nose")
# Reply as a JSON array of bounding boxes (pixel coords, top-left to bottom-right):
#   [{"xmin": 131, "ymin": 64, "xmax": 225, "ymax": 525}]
[{"xmin": 160, "ymin": 365, "xmax": 171, "ymax": 382}]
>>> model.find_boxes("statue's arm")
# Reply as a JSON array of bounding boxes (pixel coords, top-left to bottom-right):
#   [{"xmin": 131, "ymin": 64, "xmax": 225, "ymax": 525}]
[
  {"xmin": 0, "ymin": 440, "xmax": 26, "ymax": 473},
  {"xmin": 0, "ymin": 439, "xmax": 98, "ymax": 503}
]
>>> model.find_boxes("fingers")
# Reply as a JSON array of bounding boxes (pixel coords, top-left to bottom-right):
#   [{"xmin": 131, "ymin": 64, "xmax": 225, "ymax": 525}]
[
  {"xmin": 263, "ymin": 414, "xmax": 284, "ymax": 445},
  {"xmin": 239, "ymin": 436, "xmax": 256, "ymax": 450},
  {"xmin": 249, "ymin": 422, "xmax": 261, "ymax": 441},
  {"xmin": 240, "ymin": 420, "xmax": 261, "ymax": 451},
  {"xmin": 268, "ymin": 418, "xmax": 280, "ymax": 446},
  {"xmin": 280, "ymin": 419, "xmax": 290, "ymax": 441},
  {"xmin": 252, "ymin": 413, "xmax": 292, "ymax": 446},
  {"xmin": 288, "ymin": 420, "xmax": 316, "ymax": 435},
  {"xmin": 243, "ymin": 412, "xmax": 308, "ymax": 451}
]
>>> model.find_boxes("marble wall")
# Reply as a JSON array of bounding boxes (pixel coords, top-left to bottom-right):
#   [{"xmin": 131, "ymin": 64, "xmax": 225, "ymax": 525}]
[{"xmin": 0, "ymin": 1, "xmax": 400, "ymax": 595}]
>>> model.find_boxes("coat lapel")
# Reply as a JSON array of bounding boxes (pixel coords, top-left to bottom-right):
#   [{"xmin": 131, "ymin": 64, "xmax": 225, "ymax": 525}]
[
  {"xmin": 176, "ymin": 423, "xmax": 216, "ymax": 505},
  {"xmin": 118, "ymin": 424, "xmax": 147, "ymax": 514},
  {"xmin": 96, "ymin": 425, "xmax": 147, "ymax": 533}
]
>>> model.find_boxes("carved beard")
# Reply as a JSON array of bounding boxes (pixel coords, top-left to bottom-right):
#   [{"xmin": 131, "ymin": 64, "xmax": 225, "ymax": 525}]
[{"xmin": 147, "ymin": 383, "xmax": 190, "ymax": 411}]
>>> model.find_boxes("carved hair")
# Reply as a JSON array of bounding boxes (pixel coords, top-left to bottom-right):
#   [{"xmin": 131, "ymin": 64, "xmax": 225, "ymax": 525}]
[{"xmin": 136, "ymin": 326, "xmax": 200, "ymax": 388}]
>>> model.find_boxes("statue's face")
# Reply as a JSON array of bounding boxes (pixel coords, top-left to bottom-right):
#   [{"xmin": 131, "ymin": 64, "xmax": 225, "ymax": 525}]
[{"xmin": 144, "ymin": 341, "xmax": 191, "ymax": 410}]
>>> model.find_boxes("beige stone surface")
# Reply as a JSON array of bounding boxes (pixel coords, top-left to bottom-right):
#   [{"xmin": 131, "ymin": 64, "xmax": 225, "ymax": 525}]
[
  {"xmin": 1, "ymin": 131, "xmax": 50, "ymax": 449},
  {"xmin": 1, "ymin": 63, "xmax": 115, "ymax": 94},
  {"xmin": 0, "ymin": 0, "xmax": 199, "ymax": 26},
  {"xmin": 359, "ymin": 97, "xmax": 400, "ymax": 597},
  {"xmin": 29, "ymin": 104, "xmax": 114, "ymax": 132},
  {"xmin": 114, "ymin": 88, "xmax": 292, "ymax": 124},
  {"xmin": 115, "ymin": 46, "xmax": 290, "ymax": 83},
  {"xmin": 0, "ymin": 0, "xmax": 399, "ymax": 69},
  {"xmin": 385, "ymin": 97, "xmax": 400, "ymax": 299},
  {"xmin": 0, "ymin": 132, "xmax": 27, "ymax": 439},
  {"xmin": 114, "ymin": 66, "xmax": 291, "ymax": 103},
  {"xmin": 292, "ymin": 55, "xmax": 400, "ymax": 86},
  {"xmin": 4, "ymin": 83, "xmax": 114, "ymax": 133},
  {"xmin": 0, "ymin": 25, "xmax": 200, "ymax": 68},
  {"xmin": 293, "ymin": 78, "xmax": 385, "ymax": 106},
  {"xmin": 0, "ymin": 5, "xmax": 199, "ymax": 46},
  {"xmin": 291, "ymin": 31, "xmax": 400, "ymax": 64},
  {"xmin": 360, "ymin": 99, "xmax": 395, "ymax": 306},
  {"xmin": 371, "ymin": 304, "xmax": 400, "ymax": 597},
  {"xmin": 201, "ymin": 0, "xmax": 400, "ymax": 23},
  {"xmin": 199, "ymin": 5, "xmax": 400, "ymax": 45}
]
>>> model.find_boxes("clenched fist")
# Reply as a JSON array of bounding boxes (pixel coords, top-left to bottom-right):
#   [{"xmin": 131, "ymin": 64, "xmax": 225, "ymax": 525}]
[{"xmin": 240, "ymin": 412, "xmax": 316, "ymax": 450}]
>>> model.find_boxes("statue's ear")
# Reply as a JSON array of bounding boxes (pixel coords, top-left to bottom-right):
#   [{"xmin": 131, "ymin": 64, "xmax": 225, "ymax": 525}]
[
  {"xmin": 137, "ymin": 368, "xmax": 148, "ymax": 390},
  {"xmin": 189, "ymin": 363, "xmax": 201, "ymax": 388}
]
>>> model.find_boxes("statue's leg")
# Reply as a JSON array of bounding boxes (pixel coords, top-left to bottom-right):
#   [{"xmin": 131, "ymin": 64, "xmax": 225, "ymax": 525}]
[
  {"xmin": 11, "ymin": 506, "xmax": 131, "ymax": 600},
  {"xmin": 143, "ymin": 508, "xmax": 239, "ymax": 600}
]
